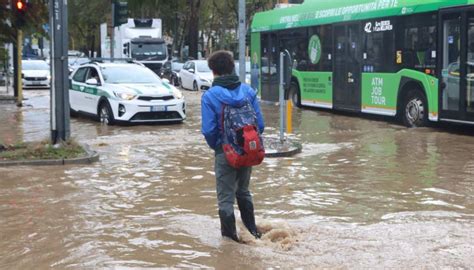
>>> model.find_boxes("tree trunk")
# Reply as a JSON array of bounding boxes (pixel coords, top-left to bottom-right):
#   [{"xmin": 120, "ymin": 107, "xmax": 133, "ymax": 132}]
[{"xmin": 187, "ymin": 0, "xmax": 200, "ymax": 59}]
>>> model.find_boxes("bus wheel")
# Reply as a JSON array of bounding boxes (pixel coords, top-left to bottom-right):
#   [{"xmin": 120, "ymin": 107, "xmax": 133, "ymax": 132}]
[
  {"xmin": 289, "ymin": 81, "xmax": 301, "ymax": 108},
  {"xmin": 402, "ymin": 90, "xmax": 427, "ymax": 128}
]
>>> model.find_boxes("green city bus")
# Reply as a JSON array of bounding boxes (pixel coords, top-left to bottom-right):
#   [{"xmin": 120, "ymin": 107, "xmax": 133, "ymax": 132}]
[{"xmin": 250, "ymin": 0, "xmax": 474, "ymax": 127}]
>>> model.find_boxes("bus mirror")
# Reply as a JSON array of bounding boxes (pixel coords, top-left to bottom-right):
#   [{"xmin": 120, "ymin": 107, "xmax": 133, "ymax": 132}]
[{"xmin": 282, "ymin": 49, "xmax": 293, "ymax": 94}]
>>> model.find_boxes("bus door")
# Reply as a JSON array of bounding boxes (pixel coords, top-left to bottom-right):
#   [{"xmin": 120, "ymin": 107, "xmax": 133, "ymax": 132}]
[
  {"xmin": 439, "ymin": 8, "xmax": 474, "ymax": 122},
  {"xmin": 260, "ymin": 33, "xmax": 279, "ymax": 102},
  {"xmin": 333, "ymin": 23, "xmax": 362, "ymax": 111}
]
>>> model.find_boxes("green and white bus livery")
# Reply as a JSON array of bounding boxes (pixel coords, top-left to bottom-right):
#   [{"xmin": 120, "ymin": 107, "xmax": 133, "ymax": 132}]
[{"xmin": 251, "ymin": 0, "xmax": 474, "ymax": 126}]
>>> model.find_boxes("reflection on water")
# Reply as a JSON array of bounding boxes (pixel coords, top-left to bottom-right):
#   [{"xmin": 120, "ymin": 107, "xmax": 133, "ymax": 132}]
[{"xmin": 0, "ymin": 90, "xmax": 473, "ymax": 268}]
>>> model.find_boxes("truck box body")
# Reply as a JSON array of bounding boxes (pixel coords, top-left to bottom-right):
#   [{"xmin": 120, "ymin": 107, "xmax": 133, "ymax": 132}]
[{"xmin": 101, "ymin": 18, "xmax": 167, "ymax": 74}]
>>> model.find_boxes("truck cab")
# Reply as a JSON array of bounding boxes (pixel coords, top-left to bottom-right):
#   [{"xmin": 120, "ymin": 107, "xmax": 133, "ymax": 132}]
[{"xmin": 123, "ymin": 37, "xmax": 167, "ymax": 74}]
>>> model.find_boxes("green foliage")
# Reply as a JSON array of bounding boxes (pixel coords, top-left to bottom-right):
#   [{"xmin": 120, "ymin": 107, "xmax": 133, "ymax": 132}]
[
  {"xmin": 0, "ymin": 0, "xmax": 48, "ymax": 44},
  {"xmin": 68, "ymin": 0, "xmax": 110, "ymax": 55}
]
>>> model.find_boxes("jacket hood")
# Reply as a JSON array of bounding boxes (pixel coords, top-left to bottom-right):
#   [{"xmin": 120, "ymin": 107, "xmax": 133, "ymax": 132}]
[{"xmin": 212, "ymin": 84, "xmax": 248, "ymax": 107}]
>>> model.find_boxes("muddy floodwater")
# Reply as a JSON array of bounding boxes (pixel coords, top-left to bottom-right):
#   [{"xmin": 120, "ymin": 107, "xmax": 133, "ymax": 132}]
[{"xmin": 1, "ymin": 90, "xmax": 473, "ymax": 269}]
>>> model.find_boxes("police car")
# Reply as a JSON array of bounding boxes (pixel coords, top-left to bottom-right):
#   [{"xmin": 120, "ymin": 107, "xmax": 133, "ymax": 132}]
[{"xmin": 69, "ymin": 61, "xmax": 186, "ymax": 124}]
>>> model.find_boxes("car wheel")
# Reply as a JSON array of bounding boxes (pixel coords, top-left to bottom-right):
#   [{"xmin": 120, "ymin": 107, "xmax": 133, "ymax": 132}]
[
  {"xmin": 193, "ymin": 81, "xmax": 199, "ymax": 92},
  {"xmin": 402, "ymin": 89, "xmax": 428, "ymax": 128},
  {"xmin": 98, "ymin": 101, "xmax": 115, "ymax": 125},
  {"xmin": 289, "ymin": 81, "xmax": 301, "ymax": 108}
]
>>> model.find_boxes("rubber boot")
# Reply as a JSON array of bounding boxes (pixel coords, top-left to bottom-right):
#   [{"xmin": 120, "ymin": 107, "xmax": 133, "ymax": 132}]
[
  {"xmin": 218, "ymin": 210, "xmax": 240, "ymax": 242},
  {"xmin": 237, "ymin": 199, "xmax": 261, "ymax": 239}
]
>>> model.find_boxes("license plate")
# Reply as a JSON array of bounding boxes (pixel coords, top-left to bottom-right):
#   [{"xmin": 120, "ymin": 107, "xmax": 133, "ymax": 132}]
[
  {"xmin": 32, "ymin": 81, "xmax": 41, "ymax": 85},
  {"xmin": 151, "ymin": 105, "xmax": 165, "ymax": 112}
]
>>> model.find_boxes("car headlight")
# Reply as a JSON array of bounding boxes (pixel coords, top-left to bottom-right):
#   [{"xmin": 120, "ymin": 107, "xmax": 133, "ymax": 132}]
[
  {"xmin": 47, "ymin": 75, "xmax": 51, "ymax": 80},
  {"xmin": 172, "ymin": 87, "xmax": 184, "ymax": 99},
  {"xmin": 114, "ymin": 91, "xmax": 137, "ymax": 100},
  {"xmin": 200, "ymin": 77, "xmax": 209, "ymax": 83}
]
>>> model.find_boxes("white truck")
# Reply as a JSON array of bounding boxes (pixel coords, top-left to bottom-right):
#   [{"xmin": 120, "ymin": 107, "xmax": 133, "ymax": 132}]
[{"xmin": 101, "ymin": 18, "xmax": 168, "ymax": 74}]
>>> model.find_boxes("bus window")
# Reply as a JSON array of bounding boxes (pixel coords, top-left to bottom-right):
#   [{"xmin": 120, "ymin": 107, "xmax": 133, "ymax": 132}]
[
  {"xmin": 467, "ymin": 18, "xmax": 474, "ymax": 112},
  {"xmin": 279, "ymin": 29, "xmax": 307, "ymax": 71},
  {"xmin": 441, "ymin": 17, "xmax": 461, "ymax": 111},
  {"xmin": 396, "ymin": 13, "xmax": 437, "ymax": 74},
  {"xmin": 307, "ymin": 25, "xmax": 332, "ymax": 72},
  {"xmin": 363, "ymin": 22, "xmax": 394, "ymax": 72}
]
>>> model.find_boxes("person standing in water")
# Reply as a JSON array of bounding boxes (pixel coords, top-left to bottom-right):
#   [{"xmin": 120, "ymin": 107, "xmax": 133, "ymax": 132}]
[{"xmin": 201, "ymin": 50, "xmax": 265, "ymax": 242}]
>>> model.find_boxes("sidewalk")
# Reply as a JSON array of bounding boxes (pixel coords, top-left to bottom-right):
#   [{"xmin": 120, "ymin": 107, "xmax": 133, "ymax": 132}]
[{"xmin": 0, "ymin": 84, "xmax": 17, "ymax": 104}]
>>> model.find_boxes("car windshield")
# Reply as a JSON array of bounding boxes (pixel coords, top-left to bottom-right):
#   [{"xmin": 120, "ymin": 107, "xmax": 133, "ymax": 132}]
[
  {"xmin": 172, "ymin": 62, "xmax": 184, "ymax": 71},
  {"xmin": 101, "ymin": 66, "xmax": 162, "ymax": 84},
  {"xmin": 23, "ymin": 61, "xmax": 49, "ymax": 70},
  {"xmin": 196, "ymin": 61, "xmax": 211, "ymax": 72}
]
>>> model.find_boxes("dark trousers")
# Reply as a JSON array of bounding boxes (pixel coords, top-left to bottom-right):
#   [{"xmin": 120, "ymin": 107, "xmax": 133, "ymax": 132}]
[{"xmin": 214, "ymin": 152, "xmax": 253, "ymax": 216}]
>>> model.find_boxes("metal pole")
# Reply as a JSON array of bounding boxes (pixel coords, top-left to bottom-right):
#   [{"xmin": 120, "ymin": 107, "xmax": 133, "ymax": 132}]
[
  {"xmin": 238, "ymin": 0, "xmax": 246, "ymax": 82},
  {"xmin": 16, "ymin": 30, "xmax": 23, "ymax": 107},
  {"xmin": 13, "ymin": 44, "xmax": 18, "ymax": 98},
  {"xmin": 279, "ymin": 52, "xmax": 285, "ymax": 143},
  {"xmin": 49, "ymin": 0, "xmax": 70, "ymax": 143}
]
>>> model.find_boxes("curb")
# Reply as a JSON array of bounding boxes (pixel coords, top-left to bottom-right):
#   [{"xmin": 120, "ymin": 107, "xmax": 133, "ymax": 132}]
[
  {"xmin": 0, "ymin": 95, "xmax": 16, "ymax": 104},
  {"xmin": 264, "ymin": 137, "xmax": 303, "ymax": 158},
  {"xmin": 0, "ymin": 144, "xmax": 100, "ymax": 167}
]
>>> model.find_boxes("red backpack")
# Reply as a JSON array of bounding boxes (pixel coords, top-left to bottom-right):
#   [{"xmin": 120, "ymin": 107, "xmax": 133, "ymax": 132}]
[{"xmin": 221, "ymin": 100, "xmax": 265, "ymax": 168}]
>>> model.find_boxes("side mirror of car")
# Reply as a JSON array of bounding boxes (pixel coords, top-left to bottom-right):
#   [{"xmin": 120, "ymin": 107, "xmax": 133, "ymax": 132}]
[
  {"xmin": 189, "ymin": 68, "xmax": 195, "ymax": 74},
  {"xmin": 162, "ymin": 78, "xmax": 170, "ymax": 84},
  {"xmin": 86, "ymin": 78, "xmax": 98, "ymax": 85}
]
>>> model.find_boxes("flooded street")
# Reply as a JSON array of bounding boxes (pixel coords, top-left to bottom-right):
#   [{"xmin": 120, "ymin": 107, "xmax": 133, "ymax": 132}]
[{"xmin": 1, "ymin": 90, "xmax": 473, "ymax": 269}]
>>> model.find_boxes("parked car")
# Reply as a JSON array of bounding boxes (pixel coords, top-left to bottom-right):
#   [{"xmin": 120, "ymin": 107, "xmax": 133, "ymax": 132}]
[
  {"xmin": 160, "ymin": 60, "xmax": 184, "ymax": 86},
  {"xmin": 69, "ymin": 61, "xmax": 186, "ymax": 125},
  {"xmin": 21, "ymin": 59, "xmax": 51, "ymax": 89},
  {"xmin": 179, "ymin": 60, "xmax": 213, "ymax": 91}
]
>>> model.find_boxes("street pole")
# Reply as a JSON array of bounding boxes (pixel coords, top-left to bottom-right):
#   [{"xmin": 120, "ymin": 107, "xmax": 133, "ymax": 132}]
[
  {"xmin": 279, "ymin": 52, "xmax": 285, "ymax": 143},
  {"xmin": 238, "ymin": 0, "xmax": 246, "ymax": 83},
  {"xmin": 49, "ymin": 0, "xmax": 70, "ymax": 144},
  {"xmin": 16, "ymin": 30, "xmax": 23, "ymax": 107},
  {"xmin": 13, "ymin": 44, "xmax": 18, "ymax": 98}
]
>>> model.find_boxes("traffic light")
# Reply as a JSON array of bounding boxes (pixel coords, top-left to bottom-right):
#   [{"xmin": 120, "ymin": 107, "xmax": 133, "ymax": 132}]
[
  {"xmin": 113, "ymin": 1, "xmax": 128, "ymax": 27},
  {"xmin": 14, "ymin": 0, "xmax": 28, "ymax": 26},
  {"xmin": 14, "ymin": 0, "xmax": 27, "ymax": 13}
]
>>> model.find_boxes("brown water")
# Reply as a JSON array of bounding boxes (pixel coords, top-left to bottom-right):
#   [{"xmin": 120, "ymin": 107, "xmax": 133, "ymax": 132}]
[{"xmin": 0, "ymin": 90, "xmax": 473, "ymax": 269}]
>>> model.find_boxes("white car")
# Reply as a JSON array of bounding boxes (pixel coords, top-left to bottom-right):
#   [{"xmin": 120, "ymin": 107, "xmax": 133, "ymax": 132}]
[
  {"xmin": 179, "ymin": 60, "xmax": 213, "ymax": 91},
  {"xmin": 69, "ymin": 61, "xmax": 186, "ymax": 125},
  {"xmin": 22, "ymin": 60, "xmax": 51, "ymax": 89}
]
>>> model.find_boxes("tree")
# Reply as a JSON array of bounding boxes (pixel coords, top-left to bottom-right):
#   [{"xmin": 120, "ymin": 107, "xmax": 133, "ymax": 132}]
[
  {"xmin": 0, "ymin": 0, "xmax": 48, "ymax": 45},
  {"xmin": 68, "ymin": 0, "xmax": 109, "ymax": 56}
]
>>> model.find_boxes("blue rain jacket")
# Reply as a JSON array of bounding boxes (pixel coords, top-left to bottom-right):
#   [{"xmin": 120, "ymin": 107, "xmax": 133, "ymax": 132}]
[{"xmin": 201, "ymin": 83, "xmax": 265, "ymax": 151}]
